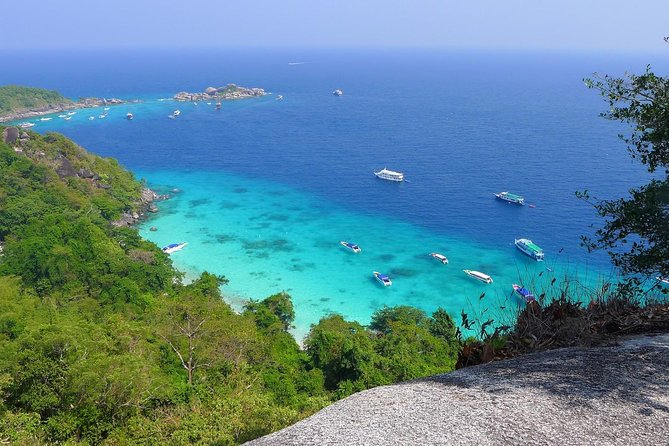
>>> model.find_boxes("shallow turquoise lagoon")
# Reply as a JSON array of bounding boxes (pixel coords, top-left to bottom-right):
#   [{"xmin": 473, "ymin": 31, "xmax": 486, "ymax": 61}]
[{"xmin": 138, "ymin": 170, "xmax": 605, "ymax": 341}]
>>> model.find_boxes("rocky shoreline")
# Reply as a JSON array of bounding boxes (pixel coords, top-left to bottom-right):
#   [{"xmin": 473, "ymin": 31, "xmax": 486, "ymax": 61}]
[
  {"xmin": 174, "ymin": 83, "xmax": 265, "ymax": 102},
  {"xmin": 0, "ymin": 97, "xmax": 127, "ymax": 123}
]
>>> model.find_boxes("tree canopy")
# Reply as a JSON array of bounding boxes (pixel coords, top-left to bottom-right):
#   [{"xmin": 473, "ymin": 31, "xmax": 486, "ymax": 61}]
[{"xmin": 582, "ymin": 66, "xmax": 669, "ymax": 281}]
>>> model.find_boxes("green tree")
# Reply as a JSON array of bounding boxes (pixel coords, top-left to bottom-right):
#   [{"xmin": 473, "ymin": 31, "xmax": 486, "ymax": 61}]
[{"xmin": 582, "ymin": 66, "xmax": 669, "ymax": 280}]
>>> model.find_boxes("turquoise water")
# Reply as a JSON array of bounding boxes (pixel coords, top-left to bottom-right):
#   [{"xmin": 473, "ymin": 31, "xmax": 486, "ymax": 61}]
[
  {"xmin": 136, "ymin": 169, "xmax": 603, "ymax": 340},
  {"xmin": 7, "ymin": 49, "xmax": 662, "ymax": 340}
]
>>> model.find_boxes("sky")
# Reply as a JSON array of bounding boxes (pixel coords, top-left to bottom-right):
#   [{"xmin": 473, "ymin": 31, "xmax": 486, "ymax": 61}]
[{"xmin": 1, "ymin": 0, "xmax": 668, "ymax": 52}]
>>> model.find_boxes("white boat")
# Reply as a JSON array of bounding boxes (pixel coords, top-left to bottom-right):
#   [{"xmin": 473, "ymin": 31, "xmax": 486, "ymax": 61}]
[
  {"xmin": 103, "ymin": 107, "xmax": 110, "ymax": 111},
  {"xmin": 463, "ymin": 270, "xmax": 493, "ymax": 284},
  {"xmin": 193, "ymin": 102, "xmax": 198, "ymax": 106},
  {"xmin": 657, "ymin": 276, "xmax": 669, "ymax": 286},
  {"xmin": 515, "ymin": 238, "xmax": 545, "ymax": 261},
  {"xmin": 64, "ymin": 117, "xmax": 72, "ymax": 121},
  {"xmin": 168, "ymin": 114, "xmax": 176, "ymax": 119},
  {"xmin": 276, "ymin": 95, "xmax": 284, "ymax": 100},
  {"xmin": 88, "ymin": 116, "xmax": 95, "ymax": 121},
  {"xmin": 340, "ymin": 241, "xmax": 361, "ymax": 253},
  {"xmin": 162, "ymin": 242, "xmax": 187, "ymax": 254},
  {"xmin": 18, "ymin": 122, "xmax": 35, "ymax": 128},
  {"xmin": 126, "ymin": 113, "xmax": 134, "ymax": 120},
  {"xmin": 206, "ymin": 102, "xmax": 212, "ymax": 105},
  {"xmin": 58, "ymin": 114, "xmax": 67, "ymax": 118},
  {"xmin": 374, "ymin": 168, "xmax": 404, "ymax": 182},
  {"xmin": 98, "ymin": 114, "xmax": 107, "ymax": 119},
  {"xmin": 495, "ymin": 191, "xmax": 525, "ymax": 205},
  {"xmin": 40, "ymin": 117, "xmax": 52, "ymax": 121},
  {"xmin": 373, "ymin": 271, "xmax": 392, "ymax": 286},
  {"xmin": 67, "ymin": 111, "xmax": 76, "ymax": 116},
  {"xmin": 173, "ymin": 110, "xmax": 181, "ymax": 116},
  {"xmin": 333, "ymin": 89, "xmax": 343, "ymax": 96},
  {"xmin": 430, "ymin": 253, "xmax": 448, "ymax": 264}
]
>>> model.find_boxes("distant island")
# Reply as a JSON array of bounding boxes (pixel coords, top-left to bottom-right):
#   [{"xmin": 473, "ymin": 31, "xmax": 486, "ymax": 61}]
[
  {"xmin": 0, "ymin": 85, "xmax": 126, "ymax": 123},
  {"xmin": 173, "ymin": 83, "xmax": 266, "ymax": 102}
]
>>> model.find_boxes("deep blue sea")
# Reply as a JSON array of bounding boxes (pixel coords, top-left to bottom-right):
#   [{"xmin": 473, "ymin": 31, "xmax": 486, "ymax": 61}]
[{"xmin": 4, "ymin": 49, "xmax": 667, "ymax": 339}]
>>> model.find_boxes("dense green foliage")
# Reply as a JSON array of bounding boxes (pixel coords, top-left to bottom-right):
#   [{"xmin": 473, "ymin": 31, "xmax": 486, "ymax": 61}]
[
  {"xmin": 0, "ymin": 86, "xmax": 71, "ymax": 115},
  {"xmin": 306, "ymin": 307, "xmax": 459, "ymax": 397},
  {"xmin": 0, "ymin": 128, "xmax": 459, "ymax": 444},
  {"xmin": 582, "ymin": 67, "xmax": 669, "ymax": 281}
]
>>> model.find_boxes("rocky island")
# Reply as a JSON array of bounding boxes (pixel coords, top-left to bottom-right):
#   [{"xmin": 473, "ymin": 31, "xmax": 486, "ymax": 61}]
[
  {"xmin": 173, "ymin": 83, "xmax": 266, "ymax": 102},
  {"xmin": 0, "ymin": 85, "xmax": 127, "ymax": 123}
]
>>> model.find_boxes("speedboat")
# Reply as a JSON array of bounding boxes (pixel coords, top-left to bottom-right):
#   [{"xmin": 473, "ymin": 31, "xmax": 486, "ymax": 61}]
[
  {"xmin": 193, "ymin": 102, "xmax": 198, "ymax": 106},
  {"xmin": 162, "ymin": 242, "xmax": 187, "ymax": 254},
  {"xmin": 67, "ymin": 111, "xmax": 76, "ymax": 116},
  {"xmin": 374, "ymin": 168, "xmax": 404, "ymax": 182},
  {"xmin": 40, "ymin": 117, "xmax": 52, "ymax": 121},
  {"xmin": 276, "ymin": 95, "xmax": 284, "ymax": 100},
  {"xmin": 172, "ymin": 110, "xmax": 181, "ymax": 116},
  {"xmin": 103, "ymin": 107, "xmax": 110, "ymax": 111},
  {"xmin": 88, "ymin": 116, "xmax": 95, "ymax": 120},
  {"xmin": 333, "ymin": 89, "xmax": 343, "ymax": 96},
  {"xmin": 463, "ymin": 270, "xmax": 493, "ymax": 284},
  {"xmin": 495, "ymin": 191, "xmax": 525, "ymax": 205},
  {"xmin": 657, "ymin": 276, "xmax": 669, "ymax": 286},
  {"xmin": 18, "ymin": 122, "xmax": 35, "ymax": 128},
  {"xmin": 98, "ymin": 114, "xmax": 107, "ymax": 119},
  {"xmin": 430, "ymin": 253, "xmax": 449, "ymax": 264},
  {"xmin": 206, "ymin": 102, "xmax": 212, "ymax": 105},
  {"xmin": 373, "ymin": 271, "xmax": 392, "ymax": 286},
  {"xmin": 126, "ymin": 113, "xmax": 134, "ymax": 120},
  {"xmin": 512, "ymin": 284, "xmax": 536, "ymax": 303},
  {"xmin": 64, "ymin": 116, "xmax": 72, "ymax": 121},
  {"xmin": 340, "ymin": 241, "xmax": 361, "ymax": 253},
  {"xmin": 515, "ymin": 238, "xmax": 545, "ymax": 261},
  {"xmin": 58, "ymin": 114, "xmax": 67, "ymax": 118}
]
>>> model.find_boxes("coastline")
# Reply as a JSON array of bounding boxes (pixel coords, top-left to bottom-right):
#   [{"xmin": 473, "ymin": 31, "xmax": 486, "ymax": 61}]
[{"xmin": 0, "ymin": 96, "xmax": 127, "ymax": 123}]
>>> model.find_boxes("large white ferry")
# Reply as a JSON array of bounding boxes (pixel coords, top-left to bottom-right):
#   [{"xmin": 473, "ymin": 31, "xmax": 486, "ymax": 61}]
[
  {"xmin": 374, "ymin": 168, "xmax": 404, "ymax": 182},
  {"xmin": 515, "ymin": 238, "xmax": 545, "ymax": 261}
]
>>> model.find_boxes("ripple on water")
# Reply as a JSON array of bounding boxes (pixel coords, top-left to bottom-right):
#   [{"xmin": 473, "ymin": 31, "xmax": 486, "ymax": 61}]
[{"xmin": 188, "ymin": 198, "xmax": 212, "ymax": 208}]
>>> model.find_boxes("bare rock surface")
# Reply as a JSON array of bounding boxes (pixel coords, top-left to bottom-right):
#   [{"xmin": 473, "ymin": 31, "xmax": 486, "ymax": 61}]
[{"xmin": 247, "ymin": 335, "xmax": 669, "ymax": 446}]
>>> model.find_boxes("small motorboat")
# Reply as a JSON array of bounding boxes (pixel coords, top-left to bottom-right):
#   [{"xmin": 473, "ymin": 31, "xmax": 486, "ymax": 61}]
[
  {"xmin": 512, "ymin": 284, "xmax": 536, "ymax": 303},
  {"xmin": 340, "ymin": 241, "xmax": 361, "ymax": 253},
  {"xmin": 173, "ymin": 110, "xmax": 181, "ymax": 116},
  {"xmin": 333, "ymin": 89, "xmax": 343, "ymax": 96},
  {"xmin": 373, "ymin": 271, "xmax": 392, "ymax": 286},
  {"xmin": 18, "ymin": 122, "xmax": 35, "ymax": 128},
  {"xmin": 657, "ymin": 276, "xmax": 669, "ymax": 286},
  {"xmin": 40, "ymin": 117, "xmax": 52, "ymax": 121},
  {"xmin": 64, "ymin": 116, "xmax": 72, "ymax": 121},
  {"xmin": 126, "ymin": 113, "xmax": 134, "ymax": 120},
  {"xmin": 430, "ymin": 253, "xmax": 449, "ymax": 264},
  {"xmin": 88, "ymin": 116, "xmax": 95, "ymax": 120},
  {"xmin": 98, "ymin": 114, "xmax": 107, "ymax": 119},
  {"xmin": 162, "ymin": 242, "xmax": 187, "ymax": 254},
  {"xmin": 276, "ymin": 95, "xmax": 284, "ymax": 100},
  {"xmin": 463, "ymin": 270, "xmax": 493, "ymax": 284},
  {"xmin": 103, "ymin": 107, "xmax": 110, "ymax": 111},
  {"xmin": 67, "ymin": 111, "xmax": 76, "ymax": 116},
  {"xmin": 58, "ymin": 114, "xmax": 67, "ymax": 118}
]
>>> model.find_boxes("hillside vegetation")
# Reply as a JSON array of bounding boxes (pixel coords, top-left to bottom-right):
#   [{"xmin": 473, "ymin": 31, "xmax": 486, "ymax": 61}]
[
  {"xmin": 0, "ymin": 128, "xmax": 459, "ymax": 445},
  {"xmin": 0, "ymin": 86, "xmax": 71, "ymax": 115}
]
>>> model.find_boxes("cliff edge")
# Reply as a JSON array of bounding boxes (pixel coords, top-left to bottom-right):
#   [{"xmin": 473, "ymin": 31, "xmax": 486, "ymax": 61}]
[{"xmin": 247, "ymin": 335, "xmax": 669, "ymax": 446}]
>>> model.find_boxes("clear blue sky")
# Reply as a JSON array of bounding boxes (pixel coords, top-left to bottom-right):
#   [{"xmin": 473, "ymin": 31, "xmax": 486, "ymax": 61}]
[{"xmin": 2, "ymin": 0, "xmax": 667, "ymax": 52}]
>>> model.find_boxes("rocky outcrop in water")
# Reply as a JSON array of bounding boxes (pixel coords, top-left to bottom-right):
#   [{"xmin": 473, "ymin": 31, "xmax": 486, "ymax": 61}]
[
  {"xmin": 247, "ymin": 335, "xmax": 669, "ymax": 446},
  {"xmin": 174, "ymin": 83, "xmax": 266, "ymax": 102}
]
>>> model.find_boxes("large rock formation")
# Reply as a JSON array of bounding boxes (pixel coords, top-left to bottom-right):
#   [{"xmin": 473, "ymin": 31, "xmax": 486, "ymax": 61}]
[
  {"xmin": 247, "ymin": 335, "xmax": 669, "ymax": 446},
  {"xmin": 2, "ymin": 127, "xmax": 19, "ymax": 144},
  {"xmin": 174, "ymin": 83, "xmax": 266, "ymax": 102}
]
